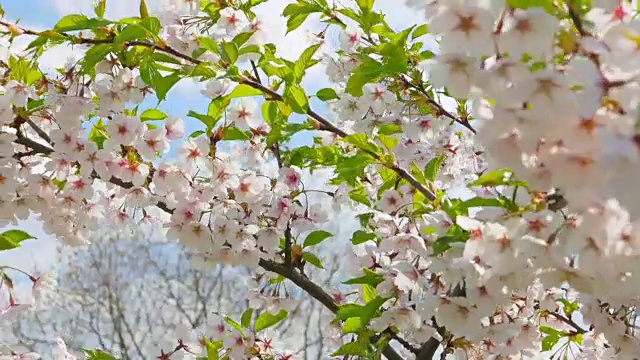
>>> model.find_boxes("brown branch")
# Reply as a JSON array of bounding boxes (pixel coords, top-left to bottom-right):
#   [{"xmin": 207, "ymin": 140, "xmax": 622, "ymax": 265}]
[
  {"xmin": 1, "ymin": 19, "xmax": 437, "ymax": 202},
  {"xmin": 2, "ymin": 19, "xmax": 425, "ymax": 358},
  {"xmin": 546, "ymin": 311, "xmax": 588, "ymax": 334},
  {"xmin": 400, "ymin": 76, "xmax": 476, "ymax": 134},
  {"xmin": 0, "ymin": 20, "xmax": 202, "ymax": 65},
  {"xmin": 566, "ymin": 2, "xmax": 589, "ymax": 37},
  {"xmin": 26, "ymin": 118, "xmax": 52, "ymax": 145},
  {"xmin": 258, "ymin": 259, "xmax": 404, "ymax": 360},
  {"xmin": 238, "ymin": 76, "xmax": 436, "ymax": 201},
  {"xmin": 284, "ymin": 223, "xmax": 293, "ymax": 268}
]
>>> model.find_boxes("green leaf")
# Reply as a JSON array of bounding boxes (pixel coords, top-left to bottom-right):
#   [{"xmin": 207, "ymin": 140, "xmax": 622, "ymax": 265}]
[
  {"xmin": 262, "ymin": 101, "xmax": 278, "ymax": 126},
  {"xmin": 285, "ymin": 13, "xmax": 311, "ymax": 34},
  {"xmin": 302, "ymin": 252, "xmax": 324, "ymax": 269},
  {"xmin": 191, "ymin": 64, "xmax": 217, "ymax": 79},
  {"xmin": 227, "ymin": 84, "xmax": 263, "ymax": 98},
  {"xmin": 139, "ymin": 0, "xmax": 150, "ymax": 18},
  {"xmin": 356, "ymin": 0, "xmax": 375, "ymax": 13},
  {"xmin": 316, "ymin": 88, "xmax": 338, "ymax": 101},
  {"xmin": 378, "ymin": 134, "xmax": 398, "ymax": 151},
  {"xmin": 140, "ymin": 108, "xmax": 167, "ymax": 121},
  {"xmin": 140, "ymin": 16, "xmax": 161, "ymax": 36},
  {"xmin": 232, "ymin": 32, "xmax": 255, "ymax": 48},
  {"xmin": 205, "ymin": 339, "xmax": 222, "ymax": 360},
  {"xmin": 432, "ymin": 235, "xmax": 467, "ymax": 256},
  {"xmin": 224, "ymin": 316, "xmax": 244, "ymax": 335},
  {"xmin": 95, "ymin": 0, "xmax": 107, "ymax": 18},
  {"xmin": 424, "ymin": 154, "xmax": 445, "ymax": 181},
  {"xmin": 459, "ymin": 197, "xmax": 505, "ymax": 209},
  {"xmin": 81, "ymin": 44, "xmax": 113, "ymax": 77},
  {"xmin": 208, "ymin": 96, "xmax": 232, "ymax": 122},
  {"xmin": 223, "ymin": 126, "xmax": 252, "ymax": 140},
  {"xmin": 412, "ymin": 24, "xmax": 429, "ymax": 39},
  {"xmin": 188, "ymin": 110, "xmax": 217, "ymax": 130},
  {"xmin": 363, "ymin": 284, "xmax": 377, "ymax": 302},
  {"xmin": 303, "ymin": 230, "xmax": 332, "ymax": 247},
  {"xmin": 336, "ymin": 296, "xmax": 386, "ymax": 323},
  {"xmin": 255, "ymin": 310, "xmax": 288, "ymax": 332},
  {"xmin": 342, "ymin": 317, "xmax": 363, "ymax": 334},
  {"xmin": 88, "ymin": 119, "xmax": 109, "ymax": 149},
  {"xmin": 507, "ymin": 0, "xmax": 556, "ymax": 12},
  {"xmin": 331, "ymin": 342, "xmax": 369, "ymax": 356},
  {"xmin": 85, "ymin": 350, "xmax": 119, "ymax": 360},
  {"xmin": 343, "ymin": 133, "xmax": 382, "ymax": 155},
  {"xmin": 541, "ymin": 333, "xmax": 561, "ymax": 351},
  {"xmin": 293, "ymin": 44, "xmax": 321, "ymax": 82},
  {"xmin": 154, "ymin": 73, "xmax": 181, "ymax": 101},
  {"xmin": 241, "ymin": 308, "xmax": 253, "ymax": 328},
  {"xmin": 344, "ymin": 268, "xmax": 384, "ymax": 287},
  {"xmin": 189, "ymin": 130, "xmax": 205, "ymax": 138},
  {"xmin": 54, "ymin": 14, "xmax": 110, "ymax": 32},
  {"xmin": 283, "ymin": 85, "xmax": 309, "ymax": 114},
  {"xmin": 0, "ymin": 230, "xmax": 35, "ymax": 251},
  {"xmin": 115, "ymin": 24, "xmax": 149, "ymax": 44},
  {"xmin": 469, "ymin": 169, "xmax": 512, "ymax": 186},
  {"xmin": 220, "ymin": 42, "xmax": 239, "ymax": 64},
  {"xmin": 351, "ymin": 230, "xmax": 376, "ymax": 245},
  {"xmin": 557, "ymin": 299, "xmax": 581, "ymax": 317},
  {"xmin": 346, "ymin": 57, "xmax": 384, "ymax": 97}
]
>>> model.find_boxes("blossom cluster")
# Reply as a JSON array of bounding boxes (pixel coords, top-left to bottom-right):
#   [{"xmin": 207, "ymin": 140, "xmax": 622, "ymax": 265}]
[{"xmin": 1, "ymin": 0, "xmax": 640, "ymax": 359}]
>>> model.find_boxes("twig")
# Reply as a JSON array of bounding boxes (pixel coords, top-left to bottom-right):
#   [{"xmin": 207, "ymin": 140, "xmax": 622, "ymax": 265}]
[
  {"xmin": 547, "ymin": 311, "xmax": 588, "ymax": 334},
  {"xmin": 1, "ymin": 19, "xmax": 437, "ymax": 202},
  {"xmin": 400, "ymin": 76, "xmax": 477, "ymax": 134},
  {"xmin": 284, "ymin": 223, "xmax": 293, "ymax": 268},
  {"xmin": 25, "ymin": 118, "xmax": 52, "ymax": 145},
  {"xmin": 239, "ymin": 76, "xmax": 436, "ymax": 201},
  {"xmin": 566, "ymin": 2, "xmax": 589, "ymax": 37}
]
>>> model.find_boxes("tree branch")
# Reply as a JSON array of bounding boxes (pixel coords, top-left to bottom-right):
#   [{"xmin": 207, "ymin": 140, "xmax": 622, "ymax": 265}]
[
  {"xmin": 399, "ymin": 76, "xmax": 476, "ymax": 134},
  {"xmin": 1, "ymin": 19, "xmax": 437, "ymax": 203}
]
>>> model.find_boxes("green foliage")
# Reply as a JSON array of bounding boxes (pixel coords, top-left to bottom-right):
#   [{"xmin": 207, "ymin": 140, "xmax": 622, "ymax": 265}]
[
  {"xmin": 54, "ymin": 14, "xmax": 110, "ymax": 32},
  {"xmin": 540, "ymin": 325, "xmax": 569, "ymax": 351},
  {"xmin": 8, "ymin": 56, "xmax": 41, "ymax": 85},
  {"xmin": 283, "ymin": 84, "xmax": 309, "ymax": 114},
  {"xmin": 471, "ymin": 168, "xmax": 527, "ymax": 187},
  {"xmin": 227, "ymin": 84, "xmax": 263, "ymax": 98},
  {"xmin": 140, "ymin": 108, "xmax": 168, "ymax": 121},
  {"xmin": 302, "ymin": 251, "xmax": 324, "ymax": 268},
  {"xmin": 85, "ymin": 350, "xmax": 119, "ymax": 360},
  {"xmin": 240, "ymin": 308, "xmax": 253, "ymax": 328},
  {"xmin": 282, "ymin": 0, "xmax": 325, "ymax": 33},
  {"xmin": 303, "ymin": 230, "xmax": 332, "ymax": 247},
  {"xmin": 94, "ymin": 0, "xmax": 106, "ymax": 18},
  {"xmin": 316, "ymin": 88, "xmax": 339, "ymax": 101},
  {"xmin": 88, "ymin": 119, "xmax": 109, "ymax": 149},
  {"xmin": 351, "ymin": 230, "xmax": 376, "ymax": 245},
  {"xmin": 424, "ymin": 154, "xmax": 445, "ymax": 182},
  {"xmin": 336, "ymin": 296, "xmax": 386, "ymax": 323},
  {"xmin": 0, "ymin": 230, "xmax": 35, "ymax": 251},
  {"xmin": 255, "ymin": 310, "xmax": 288, "ymax": 332}
]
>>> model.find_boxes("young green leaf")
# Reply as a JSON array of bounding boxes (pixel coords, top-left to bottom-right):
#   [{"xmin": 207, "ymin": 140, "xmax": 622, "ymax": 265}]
[
  {"xmin": 140, "ymin": 108, "xmax": 167, "ymax": 121},
  {"xmin": 240, "ymin": 308, "xmax": 253, "ymax": 328},
  {"xmin": 0, "ymin": 230, "xmax": 35, "ymax": 251},
  {"xmin": 227, "ymin": 84, "xmax": 263, "ymax": 98},
  {"xmin": 316, "ymin": 88, "xmax": 338, "ymax": 101},
  {"xmin": 303, "ymin": 230, "xmax": 332, "ymax": 247},
  {"xmin": 254, "ymin": 310, "xmax": 288, "ymax": 332},
  {"xmin": 283, "ymin": 84, "xmax": 309, "ymax": 114},
  {"xmin": 302, "ymin": 252, "xmax": 324, "ymax": 268}
]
